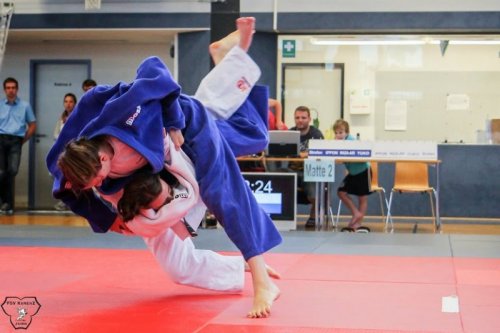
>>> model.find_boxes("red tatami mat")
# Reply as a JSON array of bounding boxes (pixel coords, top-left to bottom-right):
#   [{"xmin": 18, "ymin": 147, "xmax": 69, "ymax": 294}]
[{"xmin": 1, "ymin": 246, "xmax": 500, "ymax": 333}]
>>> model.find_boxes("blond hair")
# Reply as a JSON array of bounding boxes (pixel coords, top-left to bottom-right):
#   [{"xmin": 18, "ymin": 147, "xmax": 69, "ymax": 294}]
[{"xmin": 333, "ymin": 119, "xmax": 350, "ymax": 133}]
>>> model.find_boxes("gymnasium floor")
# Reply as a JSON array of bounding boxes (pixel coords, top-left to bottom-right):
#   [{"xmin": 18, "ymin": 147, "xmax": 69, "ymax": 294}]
[{"xmin": 1, "ymin": 213, "xmax": 500, "ymax": 333}]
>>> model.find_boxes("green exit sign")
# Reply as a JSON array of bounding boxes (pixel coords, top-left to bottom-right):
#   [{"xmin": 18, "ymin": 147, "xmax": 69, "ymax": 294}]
[{"xmin": 282, "ymin": 40, "xmax": 296, "ymax": 58}]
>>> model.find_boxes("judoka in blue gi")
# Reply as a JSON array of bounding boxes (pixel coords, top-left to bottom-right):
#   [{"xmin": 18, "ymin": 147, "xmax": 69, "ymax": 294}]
[{"xmin": 46, "ymin": 17, "xmax": 282, "ymax": 318}]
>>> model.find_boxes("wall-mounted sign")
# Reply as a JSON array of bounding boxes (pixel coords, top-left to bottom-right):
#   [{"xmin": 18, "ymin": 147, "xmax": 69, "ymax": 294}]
[{"xmin": 282, "ymin": 40, "xmax": 296, "ymax": 58}]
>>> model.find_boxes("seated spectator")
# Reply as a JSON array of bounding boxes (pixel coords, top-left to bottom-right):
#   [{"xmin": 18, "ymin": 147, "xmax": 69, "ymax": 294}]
[
  {"xmin": 333, "ymin": 119, "xmax": 372, "ymax": 233},
  {"xmin": 288, "ymin": 106, "xmax": 324, "ymax": 228}
]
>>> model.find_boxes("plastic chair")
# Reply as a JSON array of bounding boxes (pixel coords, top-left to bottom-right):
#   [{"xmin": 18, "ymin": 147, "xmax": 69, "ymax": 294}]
[
  {"xmin": 386, "ymin": 162, "xmax": 437, "ymax": 231},
  {"xmin": 336, "ymin": 162, "xmax": 392, "ymax": 230}
]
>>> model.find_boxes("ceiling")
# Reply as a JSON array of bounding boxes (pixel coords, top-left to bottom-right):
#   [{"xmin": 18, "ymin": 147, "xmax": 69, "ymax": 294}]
[
  {"xmin": 9, "ymin": 30, "xmax": 500, "ymax": 45},
  {"xmin": 7, "ymin": 29, "xmax": 202, "ymax": 44}
]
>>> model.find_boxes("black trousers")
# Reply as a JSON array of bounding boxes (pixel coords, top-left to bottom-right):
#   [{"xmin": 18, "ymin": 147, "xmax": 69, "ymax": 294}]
[{"xmin": 0, "ymin": 134, "xmax": 23, "ymax": 207}]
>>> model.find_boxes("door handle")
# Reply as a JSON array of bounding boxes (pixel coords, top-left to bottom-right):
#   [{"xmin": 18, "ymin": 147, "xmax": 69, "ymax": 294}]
[{"xmin": 34, "ymin": 133, "xmax": 48, "ymax": 143}]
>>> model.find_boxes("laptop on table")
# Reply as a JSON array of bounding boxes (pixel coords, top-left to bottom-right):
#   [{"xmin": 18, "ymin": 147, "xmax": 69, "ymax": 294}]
[{"xmin": 265, "ymin": 130, "xmax": 301, "ymax": 157}]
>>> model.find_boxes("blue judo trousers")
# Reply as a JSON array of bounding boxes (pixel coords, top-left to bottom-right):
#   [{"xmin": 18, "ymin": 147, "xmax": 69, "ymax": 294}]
[{"xmin": 46, "ymin": 56, "xmax": 282, "ymax": 260}]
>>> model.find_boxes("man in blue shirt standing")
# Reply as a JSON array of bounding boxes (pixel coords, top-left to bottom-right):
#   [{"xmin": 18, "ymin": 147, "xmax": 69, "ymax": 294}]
[{"xmin": 0, "ymin": 77, "xmax": 36, "ymax": 214}]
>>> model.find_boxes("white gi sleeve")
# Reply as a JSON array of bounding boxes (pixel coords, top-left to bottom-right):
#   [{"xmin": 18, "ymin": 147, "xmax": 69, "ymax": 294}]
[{"xmin": 194, "ymin": 46, "xmax": 261, "ymax": 120}]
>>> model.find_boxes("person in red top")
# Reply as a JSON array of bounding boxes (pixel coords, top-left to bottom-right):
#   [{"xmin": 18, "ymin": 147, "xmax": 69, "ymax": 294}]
[{"xmin": 267, "ymin": 98, "xmax": 287, "ymax": 130}]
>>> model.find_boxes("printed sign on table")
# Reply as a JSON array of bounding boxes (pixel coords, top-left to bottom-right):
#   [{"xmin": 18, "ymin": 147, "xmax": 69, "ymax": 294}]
[
  {"xmin": 304, "ymin": 159, "xmax": 335, "ymax": 183},
  {"xmin": 308, "ymin": 140, "xmax": 437, "ymax": 160}
]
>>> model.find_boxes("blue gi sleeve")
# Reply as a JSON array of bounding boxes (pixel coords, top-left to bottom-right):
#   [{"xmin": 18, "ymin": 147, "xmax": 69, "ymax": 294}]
[
  {"xmin": 54, "ymin": 187, "xmax": 117, "ymax": 233},
  {"xmin": 161, "ymin": 97, "xmax": 185, "ymax": 131},
  {"xmin": 135, "ymin": 56, "xmax": 185, "ymax": 130}
]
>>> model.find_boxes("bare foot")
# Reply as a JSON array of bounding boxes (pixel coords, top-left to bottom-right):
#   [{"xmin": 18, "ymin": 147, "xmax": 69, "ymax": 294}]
[
  {"xmin": 209, "ymin": 16, "xmax": 255, "ymax": 65},
  {"xmin": 245, "ymin": 262, "xmax": 282, "ymax": 280},
  {"xmin": 348, "ymin": 211, "xmax": 364, "ymax": 229},
  {"xmin": 246, "ymin": 255, "xmax": 280, "ymax": 318},
  {"xmin": 236, "ymin": 17, "xmax": 255, "ymax": 52},
  {"xmin": 247, "ymin": 280, "xmax": 281, "ymax": 318}
]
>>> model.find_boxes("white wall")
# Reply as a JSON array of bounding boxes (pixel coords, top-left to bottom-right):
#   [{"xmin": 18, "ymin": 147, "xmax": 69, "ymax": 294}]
[
  {"xmin": 13, "ymin": 0, "xmax": 210, "ymax": 14},
  {"xmin": 277, "ymin": 35, "xmax": 500, "ymax": 142},
  {"xmin": 15, "ymin": 0, "xmax": 500, "ymax": 15},
  {"xmin": 0, "ymin": 40, "xmax": 173, "ymax": 208},
  {"xmin": 242, "ymin": 0, "xmax": 500, "ymax": 12}
]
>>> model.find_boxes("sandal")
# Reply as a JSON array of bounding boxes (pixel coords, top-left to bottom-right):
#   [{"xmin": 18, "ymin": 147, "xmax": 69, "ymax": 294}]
[{"xmin": 355, "ymin": 226, "xmax": 371, "ymax": 233}]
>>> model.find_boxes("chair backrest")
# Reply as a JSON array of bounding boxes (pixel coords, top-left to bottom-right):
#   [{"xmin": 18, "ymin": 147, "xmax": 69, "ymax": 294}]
[
  {"xmin": 394, "ymin": 162, "xmax": 429, "ymax": 188},
  {"xmin": 370, "ymin": 162, "xmax": 379, "ymax": 188}
]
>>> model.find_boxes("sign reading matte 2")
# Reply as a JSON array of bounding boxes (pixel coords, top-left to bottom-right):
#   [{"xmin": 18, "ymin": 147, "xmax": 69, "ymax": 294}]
[{"xmin": 303, "ymin": 159, "xmax": 335, "ymax": 183}]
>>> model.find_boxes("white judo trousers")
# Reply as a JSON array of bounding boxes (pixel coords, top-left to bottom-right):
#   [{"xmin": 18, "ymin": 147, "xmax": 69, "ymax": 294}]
[
  {"xmin": 144, "ymin": 229, "xmax": 244, "ymax": 292},
  {"xmin": 140, "ymin": 46, "xmax": 261, "ymax": 292}
]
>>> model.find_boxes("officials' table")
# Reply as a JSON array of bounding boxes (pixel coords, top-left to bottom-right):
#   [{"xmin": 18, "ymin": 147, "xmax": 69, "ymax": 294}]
[
  {"xmin": 308, "ymin": 140, "xmax": 441, "ymax": 231},
  {"xmin": 238, "ymin": 140, "xmax": 441, "ymax": 230}
]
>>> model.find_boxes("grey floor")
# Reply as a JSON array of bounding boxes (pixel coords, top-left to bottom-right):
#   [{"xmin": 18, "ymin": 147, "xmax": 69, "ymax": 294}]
[{"xmin": 1, "ymin": 224, "xmax": 500, "ymax": 259}]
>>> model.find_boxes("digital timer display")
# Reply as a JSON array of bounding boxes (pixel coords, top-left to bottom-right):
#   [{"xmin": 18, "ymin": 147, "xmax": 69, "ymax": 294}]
[
  {"xmin": 244, "ymin": 179, "xmax": 281, "ymax": 213},
  {"xmin": 242, "ymin": 172, "xmax": 297, "ymax": 222},
  {"xmin": 244, "ymin": 179, "xmax": 273, "ymax": 193}
]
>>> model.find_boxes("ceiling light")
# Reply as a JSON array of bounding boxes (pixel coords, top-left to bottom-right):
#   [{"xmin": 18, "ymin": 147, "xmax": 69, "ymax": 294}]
[
  {"xmin": 311, "ymin": 38, "xmax": 500, "ymax": 46},
  {"xmin": 310, "ymin": 39, "xmax": 426, "ymax": 46},
  {"xmin": 449, "ymin": 40, "xmax": 500, "ymax": 45}
]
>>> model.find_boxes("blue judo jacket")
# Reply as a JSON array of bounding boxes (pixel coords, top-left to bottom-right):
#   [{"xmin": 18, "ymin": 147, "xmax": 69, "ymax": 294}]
[{"xmin": 46, "ymin": 56, "xmax": 282, "ymax": 260}]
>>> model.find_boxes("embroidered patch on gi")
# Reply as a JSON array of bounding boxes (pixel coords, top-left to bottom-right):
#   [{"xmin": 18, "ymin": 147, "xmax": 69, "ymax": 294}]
[
  {"xmin": 174, "ymin": 192, "xmax": 188, "ymax": 199},
  {"xmin": 236, "ymin": 76, "xmax": 251, "ymax": 92},
  {"xmin": 126, "ymin": 105, "xmax": 142, "ymax": 126}
]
